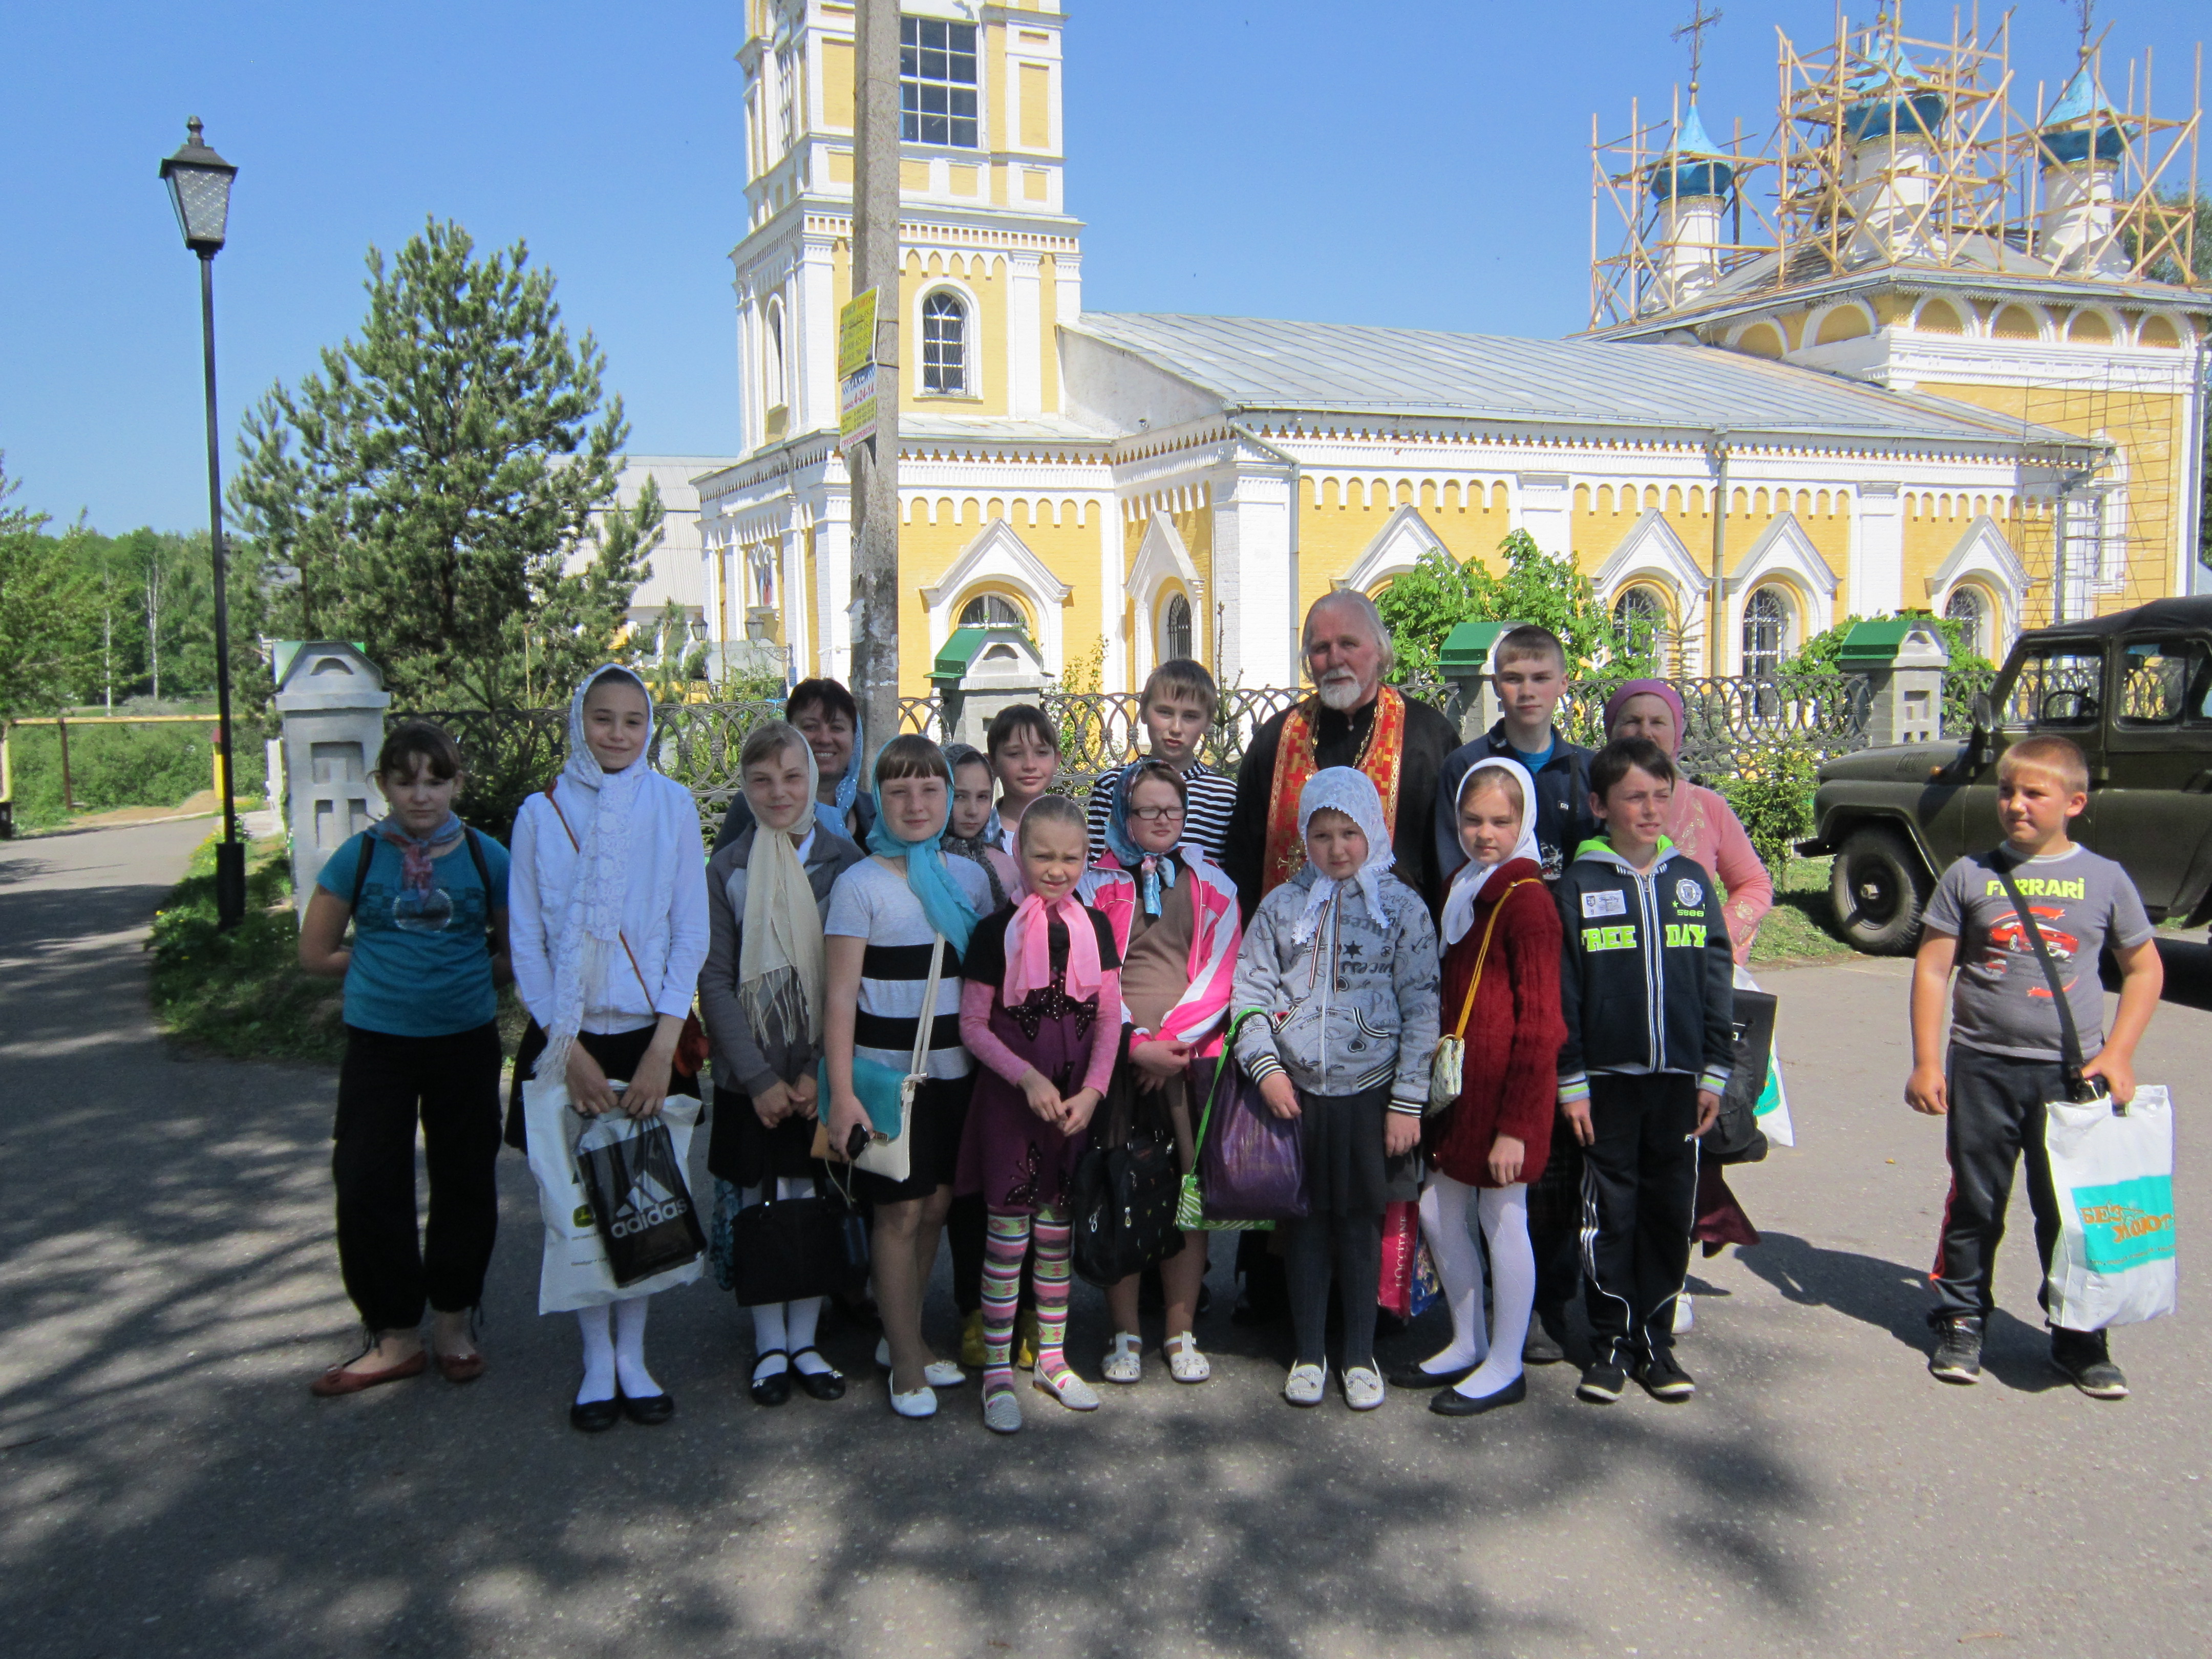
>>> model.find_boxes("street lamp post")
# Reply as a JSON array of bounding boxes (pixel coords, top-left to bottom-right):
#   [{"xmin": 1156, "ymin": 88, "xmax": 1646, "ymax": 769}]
[{"xmin": 159, "ymin": 117, "xmax": 245, "ymax": 929}]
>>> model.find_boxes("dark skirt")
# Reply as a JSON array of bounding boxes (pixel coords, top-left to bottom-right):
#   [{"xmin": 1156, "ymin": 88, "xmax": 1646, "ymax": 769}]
[
  {"xmin": 1293, "ymin": 1081, "xmax": 1420, "ymax": 1217},
  {"xmin": 502, "ymin": 1020, "xmax": 700, "ymax": 1152},
  {"xmin": 955, "ymin": 1004, "xmax": 1095, "ymax": 1214},
  {"xmin": 707, "ymin": 1083, "xmax": 823, "ymax": 1187},
  {"xmin": 848, "ymin": 1073, "xmax": 974, "ymax": 1206}
]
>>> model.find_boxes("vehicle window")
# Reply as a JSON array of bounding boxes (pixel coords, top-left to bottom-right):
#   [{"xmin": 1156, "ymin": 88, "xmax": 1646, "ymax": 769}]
[
  {"xmin": 2002, "ymin": 644, "xmax": 2102, "ymax": 729},
  {"xmin": 2116, "ymin": 639, "xmax": 2212, "ymax": 727}
]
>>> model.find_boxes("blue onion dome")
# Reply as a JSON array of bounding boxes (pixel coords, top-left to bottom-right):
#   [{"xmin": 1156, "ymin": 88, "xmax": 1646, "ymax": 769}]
[
  {"xmin": 1648, "ymin": 103, "xmax": 1737, "ymax": 202},
  {"xmin": 1843, "ymin": 39, "xmax": 1948, "ymax": 141},
  {"xmin": 2038, "ymin": 67, "xmax": 2129, "ymax": 165}
]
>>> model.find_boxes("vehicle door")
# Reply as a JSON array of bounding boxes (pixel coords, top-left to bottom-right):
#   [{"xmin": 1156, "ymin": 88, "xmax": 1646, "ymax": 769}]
[
  {"xmin": 1944, "ymin": 636, "xmax": 2108, "ymax": 864},
  {"xmin": 2090, "ymin": 632, "xmax": 2212, "ymax": 918}
]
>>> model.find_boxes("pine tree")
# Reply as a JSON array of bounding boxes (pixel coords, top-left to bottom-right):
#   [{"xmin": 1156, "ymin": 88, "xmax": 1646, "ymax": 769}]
[{"xmin": 231, "ymin": 219, "xmax": 653, "ymax": 709}]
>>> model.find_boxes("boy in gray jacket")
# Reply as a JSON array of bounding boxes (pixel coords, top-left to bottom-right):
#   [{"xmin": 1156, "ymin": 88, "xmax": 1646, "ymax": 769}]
[{"xmin": 1232, "ymin": 768, "xmax": 1440, "ymax": 1411}]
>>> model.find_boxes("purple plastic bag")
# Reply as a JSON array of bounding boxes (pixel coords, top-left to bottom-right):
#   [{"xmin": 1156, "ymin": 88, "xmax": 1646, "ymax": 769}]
[{"xmin": 1198, "ymin": 1028, "xmax": 1309, "ymax": 1223}]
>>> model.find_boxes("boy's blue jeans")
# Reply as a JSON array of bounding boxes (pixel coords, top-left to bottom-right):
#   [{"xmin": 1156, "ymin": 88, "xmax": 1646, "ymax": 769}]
[{"xmin": 1929, "ymin": 1044, "xmax": 2069, "ymax": 1327}]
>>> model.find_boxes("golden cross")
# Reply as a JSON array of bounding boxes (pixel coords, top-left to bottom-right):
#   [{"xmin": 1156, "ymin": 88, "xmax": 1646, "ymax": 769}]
[{"xmin": 1672, "ymin": 1, "xmax": 1724, "ymax": 98}]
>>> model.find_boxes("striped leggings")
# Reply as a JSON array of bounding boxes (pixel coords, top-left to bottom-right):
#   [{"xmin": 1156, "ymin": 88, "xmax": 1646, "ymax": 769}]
[{"xmin": 983, "ymin": 1206, "xmax": 1072, "ymax": 1395}]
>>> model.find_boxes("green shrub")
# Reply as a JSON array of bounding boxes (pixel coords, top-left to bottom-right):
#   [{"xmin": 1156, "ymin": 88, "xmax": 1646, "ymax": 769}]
[
  {"xmin": 147, "ymin": 834, "xmax": 346, "ymax": 1064},
  {"xmin": 1716, "ymin": 737, "xmax": 1822, "ymax": 874},
  {"xmin": 5, "ymin": 719, "xmax": 268, "ymax": 829}
]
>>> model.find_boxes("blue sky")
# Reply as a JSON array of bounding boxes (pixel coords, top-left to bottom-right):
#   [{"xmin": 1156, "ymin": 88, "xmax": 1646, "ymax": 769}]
[{"xmin": 3, "ymin": 1, "xmax": 2202, "ymax": 533}]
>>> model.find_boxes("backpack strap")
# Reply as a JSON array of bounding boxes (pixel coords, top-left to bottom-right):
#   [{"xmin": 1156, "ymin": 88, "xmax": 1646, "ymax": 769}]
[{"xmin": 347, "ymin": 829, "xmax": 374, "ymax": 921}]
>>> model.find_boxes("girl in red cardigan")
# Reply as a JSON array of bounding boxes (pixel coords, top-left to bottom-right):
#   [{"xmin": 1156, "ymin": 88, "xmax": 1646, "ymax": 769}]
[{"xmin": 1395, "ymin": 757, "xmax": 1566, "ymax": 1416}]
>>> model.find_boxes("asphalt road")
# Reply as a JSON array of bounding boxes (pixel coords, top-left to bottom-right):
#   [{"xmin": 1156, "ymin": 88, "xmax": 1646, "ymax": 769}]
[{"xmin": 2, "ymin": 822, "xmax": 2205, "ymax": 1659}]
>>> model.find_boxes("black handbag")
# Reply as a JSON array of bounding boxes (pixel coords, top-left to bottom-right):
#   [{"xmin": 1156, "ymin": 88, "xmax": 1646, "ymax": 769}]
[
  {"xmin": 727, "ymin": 1185, "xmax": 871, "ymax": 1307},
  {"xmin": 1709, "ymin": 988, "xmax": 1777, "ymax": 1166},
  {"xmin": 1071, "ymin": 1027, "xmax": 1184, "ymax": 1288}
]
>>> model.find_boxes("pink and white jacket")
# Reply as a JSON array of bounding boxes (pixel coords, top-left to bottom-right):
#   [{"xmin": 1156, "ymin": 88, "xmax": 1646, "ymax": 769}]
[{"xmin": 1079, "ymin": 846, "xmax": 1243, "ymax": 1055}]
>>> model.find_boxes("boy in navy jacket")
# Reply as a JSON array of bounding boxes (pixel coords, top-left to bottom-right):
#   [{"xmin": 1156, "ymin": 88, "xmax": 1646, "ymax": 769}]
[{"xmin": 1555, "ymin": 737, "xmax": 1734, "ymax": 1406}]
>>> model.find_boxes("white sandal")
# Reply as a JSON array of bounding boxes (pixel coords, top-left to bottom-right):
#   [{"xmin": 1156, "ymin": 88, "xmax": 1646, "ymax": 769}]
[
  {"xmin": 1164, "ymin": 1331, "xmax": 1210, "ymax": 1384},
  {"xmin": 1102, "ymin": 1332, "xmax": 1143, "ymax": 1385}
]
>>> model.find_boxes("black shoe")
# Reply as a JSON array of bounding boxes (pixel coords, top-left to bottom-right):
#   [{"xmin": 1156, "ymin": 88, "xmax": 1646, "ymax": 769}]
[
  {"xmin": 1577, "ymin": 1348, "xmax": 1629, "ymax": 1405},
  {"xmin": 619, "ymin": 1387, "xmax": 676, "ymax": 1425},
  {"xmin": 1523, "ymin": 1307, "xmax": 1567, "ymax": 1366},
  {"xmin": 2050, "ymin": 1327, "xmax": 2129, "ymax": 1399},
  {"xmin": 1431, "ymin": 1373, "xmax": 1526, "ymax": 1417},
  {"xmin": 1928, "ymin": 1315, "xmax": 1985, "ymax": 1385},
  {"xmin": 1634, "ymin": 1350, "xmax": 1696, "ymax": 1401},
  {"xmin": 569, "ymin": 1394, "xmax": 621, "ymax": 1433},
  {"xmin": 1386, "ymin": 1355, "xmax": 1476, "ymax": 1390},
  {"xmin": 790, "ymin": 1347, "xmax": 847, "ymax": 1401},
  {"xmin": 749, "ymin": 1349, "xmax": 792, "ymax": 1408}
]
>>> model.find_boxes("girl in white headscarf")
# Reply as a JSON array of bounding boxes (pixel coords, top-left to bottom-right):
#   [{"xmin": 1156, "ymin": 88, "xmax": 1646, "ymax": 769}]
[
  {"xmin": 1391, "ymin": 757, "xmax": 1566, "ymax": 1418},
  {"xmin": 509, "ymin": 665, "xmax": 712, "ymax": 1433},
  {"xmin": 1229, "ymin": 767, "xmax": 1439, "ymax": 1413},
  {"xmin": 698, "ymin": 721, "xmax": 866, "ymax": 1408}
]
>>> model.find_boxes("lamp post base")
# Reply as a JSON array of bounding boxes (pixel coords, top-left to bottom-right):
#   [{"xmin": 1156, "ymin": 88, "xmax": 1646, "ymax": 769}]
[{"xmin": 215, "ymin": 839, "xmax": 247, "ymax": 930}]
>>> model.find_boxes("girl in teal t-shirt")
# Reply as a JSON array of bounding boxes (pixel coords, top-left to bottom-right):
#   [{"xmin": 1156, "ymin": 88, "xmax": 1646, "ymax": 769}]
[{"xmin": 297, "ymin": 721, "xmax": 510, "ymax": 1398}]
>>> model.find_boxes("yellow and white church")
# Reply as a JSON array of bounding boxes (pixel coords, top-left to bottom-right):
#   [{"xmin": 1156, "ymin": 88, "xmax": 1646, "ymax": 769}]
[{"xmin": 693, "ymin": 0, "xmax": 2210, "ymax": 695}]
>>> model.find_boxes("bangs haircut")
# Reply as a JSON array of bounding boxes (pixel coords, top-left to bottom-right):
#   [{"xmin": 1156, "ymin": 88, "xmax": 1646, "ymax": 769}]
[
  {"xmin": 873, "ymin": 733, "xmax": 951, "ymax": 786},
  {"xmin": 1122, "ymin": 759, "xmax": 1188, "ymax": 807},
  {"xmin": 2000, "ymin": 734, "xmax": 2090, "ymax": 795},
  {"xmin": 739, "ymin": 719, "xmax": 810, "ymax": 774},
  {"xmin": 1589, "ymin": 736, "xmax": 1677, "ymax": 799},
  {"xmin": 1495, "ymin": 625, "xmax": 1567, "ymax": 673},
  {"xmin": 986, "ymin": 703, "xmax": 1060, "ymax": 758},
  {"xmin": 376, "ymin": 720, "xmax": 465, "ymax": 784},
  {"xmin": 1141, "ymin": 658, "xmax": 1220, "ymax": 721},
  {"xmin": 785, "ymin": 677, "xmax": 859, "ymax": 730},
  {"xmin": 1016, "ymin": 793, "xmax": 1089, "ymax": 853},
  {"xmin": 1458, "ymin": 765, "xmax": 1525, "ymax": 817}
]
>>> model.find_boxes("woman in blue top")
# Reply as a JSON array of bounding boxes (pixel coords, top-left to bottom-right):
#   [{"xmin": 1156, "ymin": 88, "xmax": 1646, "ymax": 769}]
[{"xmin": 298, "ymin": 720, "xmax": 511, "ymax": 1396}]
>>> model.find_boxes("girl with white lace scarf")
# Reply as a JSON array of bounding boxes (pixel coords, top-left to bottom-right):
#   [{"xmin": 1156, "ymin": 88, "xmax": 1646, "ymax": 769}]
[
  {"xmin": 1230, "ymin": 767, "xmax": 1439, "ymax": 1412},
  {"xmin": 509, "ymin": 665, "xmax": 711, "ymax": 1432}
]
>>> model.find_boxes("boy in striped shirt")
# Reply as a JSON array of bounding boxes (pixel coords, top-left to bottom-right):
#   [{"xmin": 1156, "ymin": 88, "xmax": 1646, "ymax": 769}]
[{"xmin": 1087, "ymin": 659, "xmax": 1235, "ymax": 863}]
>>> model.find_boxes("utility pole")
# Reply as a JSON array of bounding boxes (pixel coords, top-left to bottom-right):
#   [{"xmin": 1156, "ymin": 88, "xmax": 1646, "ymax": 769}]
[{"xmin": 847, "ymin": 0, "xmax": 902, "ymax": 769}]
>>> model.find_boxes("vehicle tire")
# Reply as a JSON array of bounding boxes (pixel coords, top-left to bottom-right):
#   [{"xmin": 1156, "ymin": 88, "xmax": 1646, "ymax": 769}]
[{"xmin": 1830, "ymin": 825, "xmax": 1933, "ymax": 955}]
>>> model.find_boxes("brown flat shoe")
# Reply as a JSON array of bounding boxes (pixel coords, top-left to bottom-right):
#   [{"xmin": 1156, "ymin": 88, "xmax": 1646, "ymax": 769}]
[
  {"xmin": 435, "ymin": 1350, "xmax": 486, "ymax": 1384},
  {"xmin": 310, "ymin": 1349, "xmax": 428, "ymax": 1397}
]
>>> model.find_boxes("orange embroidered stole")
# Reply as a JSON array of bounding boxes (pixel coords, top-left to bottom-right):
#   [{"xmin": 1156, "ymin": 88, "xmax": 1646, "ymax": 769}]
[{"xmin": 1259, "ymin": 687, "xmax": 1407, "ymax": 898}]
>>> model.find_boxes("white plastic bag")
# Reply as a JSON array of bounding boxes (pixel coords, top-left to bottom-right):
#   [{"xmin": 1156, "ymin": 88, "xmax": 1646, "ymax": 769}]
[
  {"xmin": 1734, "ymin": 966, "xmax": 1794, "ymax": 1148},
  {"xmin": 524, "ymin": 1075, "xmax": 705, "ymax": 1314},
  {"xmin": 2044, "ymin": 1084, "xmax": 2176, "ymax": 1331}
]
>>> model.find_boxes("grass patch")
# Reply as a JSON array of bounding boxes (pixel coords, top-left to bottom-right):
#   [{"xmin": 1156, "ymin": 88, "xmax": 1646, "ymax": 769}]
[
  {"xmin": 6, "ymin": 719, "xmax": 267, "ymax": 832},
  {"xmin": 1748, "ymin": 857, "xmax": 1855, "ymax": 966},
  {"xmin": 148, "ymin": 833, "xmax": 347, "ymax": 1065}
]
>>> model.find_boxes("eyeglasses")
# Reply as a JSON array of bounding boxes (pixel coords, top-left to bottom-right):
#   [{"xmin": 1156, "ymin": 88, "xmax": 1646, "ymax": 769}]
[{"xmin": 1128, "ymin": 804, "xmax": 1185, "ymax": 823}]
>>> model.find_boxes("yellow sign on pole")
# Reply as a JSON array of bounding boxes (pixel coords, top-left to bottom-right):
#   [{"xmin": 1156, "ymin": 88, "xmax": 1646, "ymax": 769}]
[{"xmin": 839, "ymin": 288, "xmax": 881, "ymax": 445}]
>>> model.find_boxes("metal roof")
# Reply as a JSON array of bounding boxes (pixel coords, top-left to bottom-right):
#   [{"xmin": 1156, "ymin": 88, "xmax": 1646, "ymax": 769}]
[{"xmin": 1070, "ymin": 311, "xmax": 2091, "ymax": 450}]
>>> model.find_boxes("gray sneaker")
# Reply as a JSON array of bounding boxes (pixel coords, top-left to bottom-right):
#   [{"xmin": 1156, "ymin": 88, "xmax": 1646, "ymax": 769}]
[{"xmin": 2050, "ymin": 1327, "xmax": 2129, "ymax": 1399}]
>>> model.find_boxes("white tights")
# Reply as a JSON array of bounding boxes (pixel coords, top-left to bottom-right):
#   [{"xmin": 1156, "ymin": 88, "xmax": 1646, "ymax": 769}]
[
  {"xmin": 576, "ymin": 1294, "xmax": 658, "ymax": 1405},
  {"xmin": 1417, "ymin": 1174, "xmax": 1535, "ymax": 1401},
  {"xmin": 742, "ymin": 1178, "xmax": 830, "ymax": 1377}
]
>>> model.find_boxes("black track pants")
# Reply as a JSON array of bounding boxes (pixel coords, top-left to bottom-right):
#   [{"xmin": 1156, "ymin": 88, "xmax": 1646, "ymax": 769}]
[{"xmin": 1578, "ymin": 1073, "xmax": 1699, "ymax": 1363}]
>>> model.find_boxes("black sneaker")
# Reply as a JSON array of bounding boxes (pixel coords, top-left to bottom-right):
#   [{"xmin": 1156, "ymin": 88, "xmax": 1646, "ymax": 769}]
[
  {"xmin": 1523, "ymin": 1305, "xmax": 1568, "ymax": 1366},
  {"xmin": 1928, "ymin": 1315, "xmax": 1984, "ymax": 1385},
  {"xmin": 2050, "ymin": 1327, "xmax": 2129, "ymax": 1399},
  {"xmin": 1576, "ymin": 1349, "xmax": 1629, "ymax": 1405},
  {"xmin": 1634, "ymin": 1350, "xmax": 1696, "ymax": 1401}
]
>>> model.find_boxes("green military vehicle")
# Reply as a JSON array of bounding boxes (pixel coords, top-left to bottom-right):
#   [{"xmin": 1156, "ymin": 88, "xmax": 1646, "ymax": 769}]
[{"xmin": 1801, "ymin": 594, "xmax": 2212, "ymax": 954}]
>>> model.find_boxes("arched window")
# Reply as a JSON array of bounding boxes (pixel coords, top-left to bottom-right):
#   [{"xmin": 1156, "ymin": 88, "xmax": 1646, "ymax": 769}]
[
  {"xmin": 1612, "ymin": 584, "xmax": 1669, "ymax": 669},
  {"xmin": 1944, "ymin": 585, "xmax": 1989, "ymax": 659},
  {"xmin": 922, "ymin": 291, "xmax": 967, "ymax": 395},
  {"xmin": 1159, "ymin": 592, "xmax": 1194, "ymax": 663},
  {"xmin": 1743, "ymin": 586, "xmax": 1791, "ymax": 679},
  {"xmin": 959, "ymin": 592, "xmax": 1026, "ymax": 630},
  {"xmin": 763, "ymin": 298, "xmax": 787, "ymax": 409}
]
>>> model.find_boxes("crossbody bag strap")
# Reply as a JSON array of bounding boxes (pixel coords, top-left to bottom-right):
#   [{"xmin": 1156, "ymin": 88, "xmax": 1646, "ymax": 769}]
[
  {"xmin": 908, "ymin": 933, "xmax": 946, "ymax": 1081},
  {"xmin": 543, "ymin": 780, "xmax": 657, "ymax": 1003},
  {"xmin": 1991, "ymin": 858, "xmax": 2088, "ymax": 1087},
  {"xmin": 1449, "ymin": 877, "xmax": 1542, "ymax": 1040}
]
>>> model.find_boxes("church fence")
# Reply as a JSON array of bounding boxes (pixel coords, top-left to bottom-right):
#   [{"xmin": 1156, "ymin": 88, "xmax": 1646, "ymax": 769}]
[{"xmin": 392, "ymin": 669, "xmax": 1966, "ymax": 843}]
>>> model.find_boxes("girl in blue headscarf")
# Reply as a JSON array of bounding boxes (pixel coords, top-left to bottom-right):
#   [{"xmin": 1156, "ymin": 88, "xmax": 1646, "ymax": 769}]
[{"xmin": 821, "ymin": 734, "xmax": 990, "ymax": 1418}]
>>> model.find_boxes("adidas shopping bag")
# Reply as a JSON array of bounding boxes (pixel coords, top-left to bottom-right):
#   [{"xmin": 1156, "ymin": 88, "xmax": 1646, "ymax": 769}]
[
  {"xmin": 2045, "ymin": 1085, "xmax": 2177, "ymax": 1331},
  {"xmin": 524, "ymin": 1076, "xmax": 706, "ymax": 1312}
]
